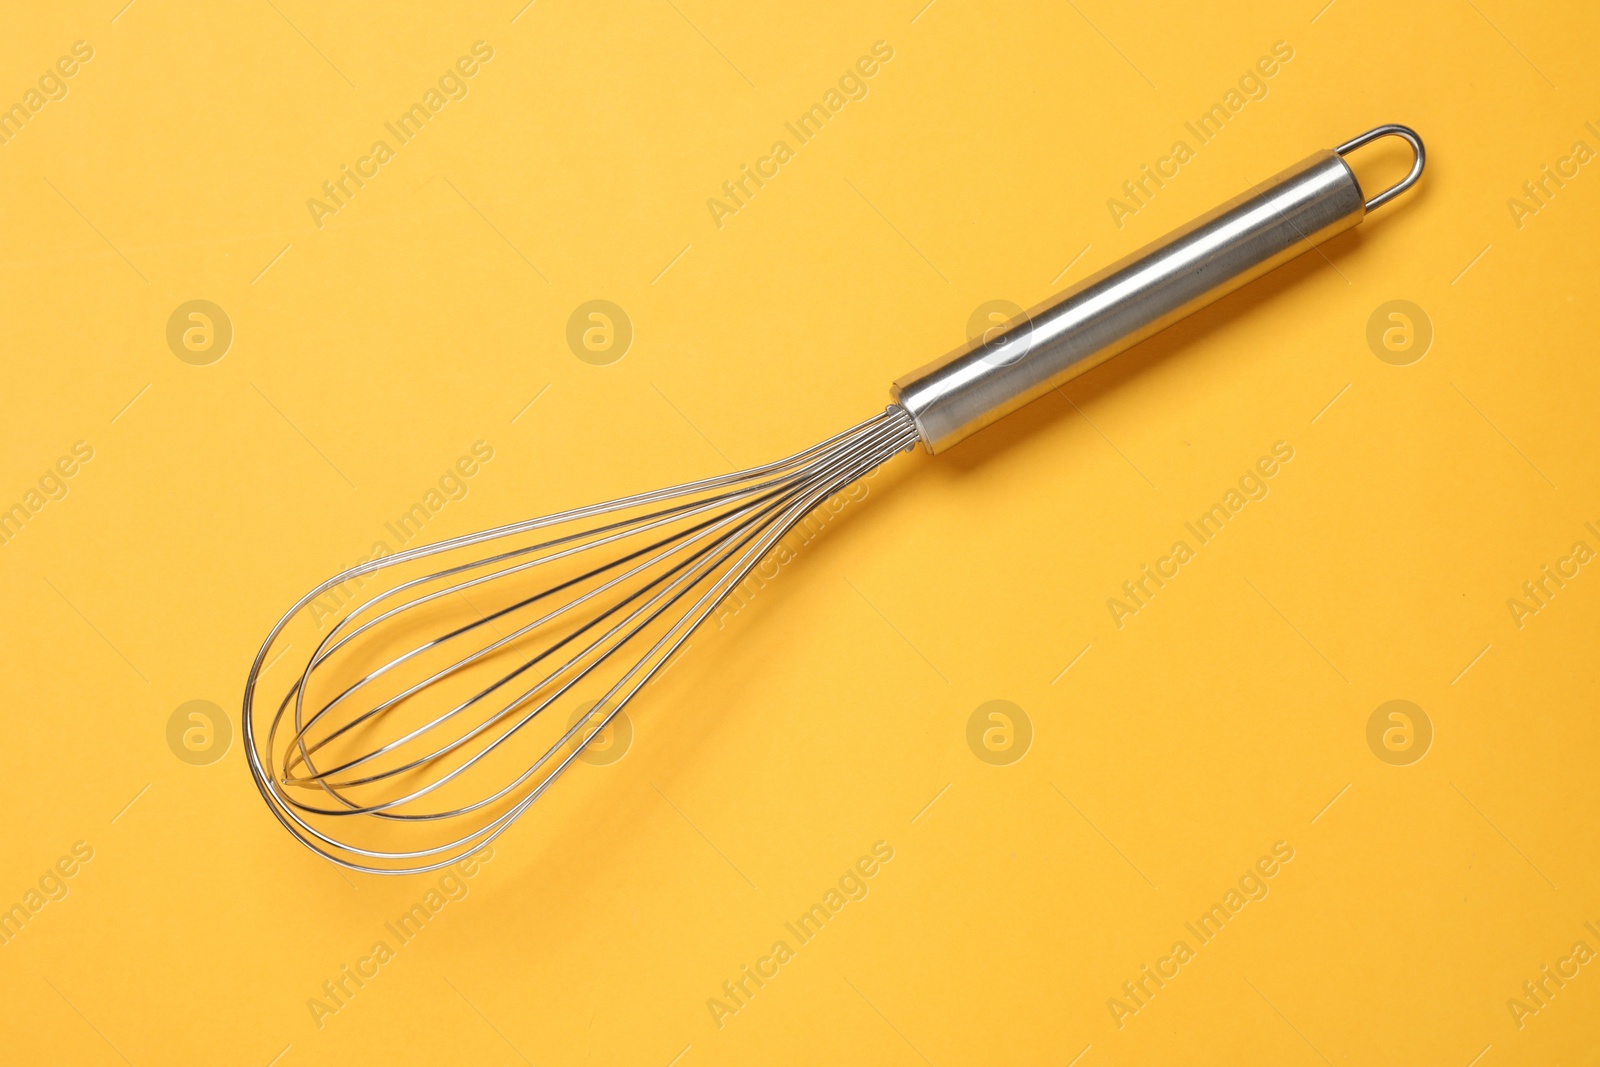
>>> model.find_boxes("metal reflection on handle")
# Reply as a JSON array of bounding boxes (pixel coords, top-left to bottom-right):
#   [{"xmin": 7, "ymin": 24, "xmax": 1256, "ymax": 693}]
[{"xmin": 891, "ymin": 124, "xmax": 1425, "ymax": 454}]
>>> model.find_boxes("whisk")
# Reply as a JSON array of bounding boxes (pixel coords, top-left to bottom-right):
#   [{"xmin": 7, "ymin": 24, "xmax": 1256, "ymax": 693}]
[{"xmin": 244, "ymin": 125, "xmax": 1424, "ymax": 874}]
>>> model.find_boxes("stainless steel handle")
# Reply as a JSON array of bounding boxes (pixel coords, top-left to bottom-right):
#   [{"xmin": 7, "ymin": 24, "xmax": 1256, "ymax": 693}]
[{"xmin": 890, "ymin": 124, "xmax": 1425, "ymax": 453}]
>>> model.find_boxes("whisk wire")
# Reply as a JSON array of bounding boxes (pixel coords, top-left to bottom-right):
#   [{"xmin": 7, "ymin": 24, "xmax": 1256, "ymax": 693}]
[
  {"xmin": 244, "ymin": 406, "xmax": 919, "ymax": 874},
  {"xmin": 282, "ymin": 419, "xmax": 898, "ymax": 790}
]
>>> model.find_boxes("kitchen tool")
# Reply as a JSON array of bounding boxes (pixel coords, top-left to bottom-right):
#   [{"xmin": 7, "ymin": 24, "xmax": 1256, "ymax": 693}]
[{"xmin": 244, "ymin": 124, "xmax": 1424, "ymax": 874}]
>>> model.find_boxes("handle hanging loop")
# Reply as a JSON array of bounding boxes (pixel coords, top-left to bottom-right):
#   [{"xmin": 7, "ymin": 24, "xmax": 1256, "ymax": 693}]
[{"xmin": 1336, "ymin": 124, "xmax": 1426, "ymax": 212}]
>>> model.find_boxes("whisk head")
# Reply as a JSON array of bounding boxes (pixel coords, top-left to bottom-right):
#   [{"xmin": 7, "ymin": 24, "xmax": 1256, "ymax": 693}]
[{"xmin": 242, "ymin": 406, "xmax": 920, "ymax": 874}]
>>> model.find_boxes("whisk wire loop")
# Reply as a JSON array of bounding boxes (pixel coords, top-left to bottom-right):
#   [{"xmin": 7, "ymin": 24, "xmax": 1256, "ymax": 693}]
[{"xmin": 243, "ymin": 406, "xmax": 919, "ymax": 874}]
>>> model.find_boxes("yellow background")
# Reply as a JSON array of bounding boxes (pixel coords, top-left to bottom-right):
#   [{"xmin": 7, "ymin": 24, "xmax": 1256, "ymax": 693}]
[{"xmin": 2, "ymin": 0, "xmax": 1597, "ymax": 1063}]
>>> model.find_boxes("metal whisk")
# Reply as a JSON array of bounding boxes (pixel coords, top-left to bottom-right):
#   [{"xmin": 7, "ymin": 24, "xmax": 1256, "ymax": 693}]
[{"xmin": 245, "ymin": 125, "xmax": 1424, "ymax": 874}]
